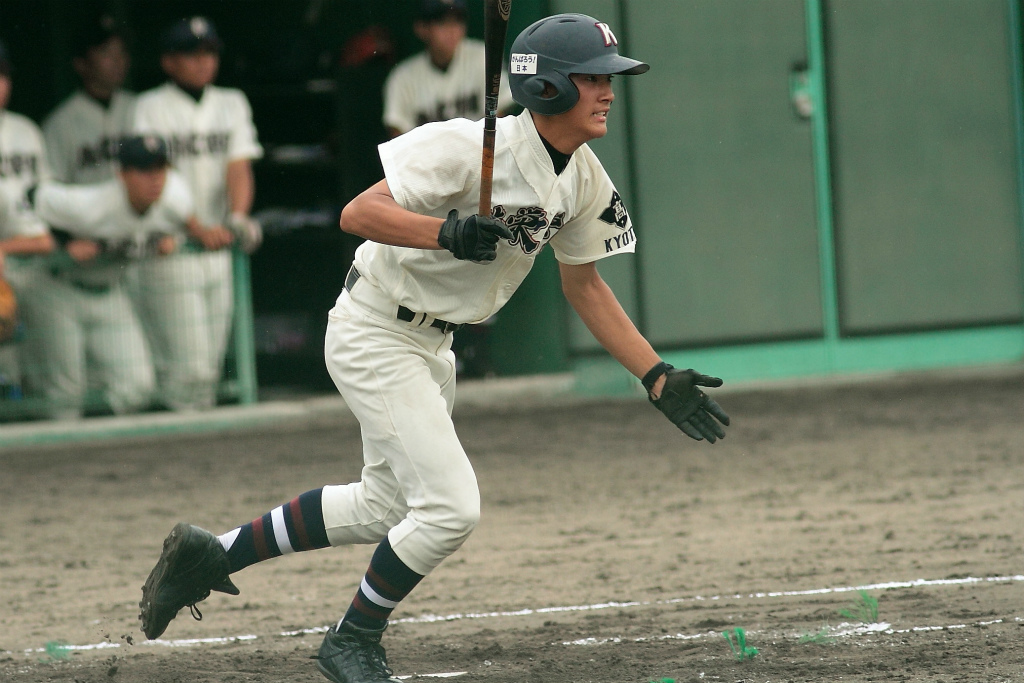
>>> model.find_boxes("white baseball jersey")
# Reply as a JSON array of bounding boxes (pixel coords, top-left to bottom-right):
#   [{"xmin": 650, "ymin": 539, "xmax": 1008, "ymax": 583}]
[
  {"xmin": 34, "ymin": 171, "xmax": 194, "ymax": 289},
  {"xmin": 133, "ymin": 83, "xmax": 262, "ymax": 224},
  {"xmin": 357, "ymin": 109, "xmax": 636, "ymax": 324},
  {"xmin": 42, "ymin": 89, "xmax": 137, "ymax": 183},
  {"xmin": 383, "ymin": 38, "xmax": 514, "ymax": 135},
  {"xmin": 0, "ymin": 110, "xmax": 49, "ymax": 238}
]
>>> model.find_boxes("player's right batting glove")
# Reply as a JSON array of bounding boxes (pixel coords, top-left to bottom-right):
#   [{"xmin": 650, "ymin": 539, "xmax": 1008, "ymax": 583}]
[
  {"xmin": 437, "ymin": 209, "xmax": 513, "ymax": 263},
  {"xmin": 644, "ymin": 362, "xmax": 730, "ymax": 443}
]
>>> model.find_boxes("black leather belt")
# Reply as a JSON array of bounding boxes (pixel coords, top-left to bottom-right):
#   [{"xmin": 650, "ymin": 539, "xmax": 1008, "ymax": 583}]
[{"xmin": 344, "ymin": 265, "xmax": 462, "ymax": 334}]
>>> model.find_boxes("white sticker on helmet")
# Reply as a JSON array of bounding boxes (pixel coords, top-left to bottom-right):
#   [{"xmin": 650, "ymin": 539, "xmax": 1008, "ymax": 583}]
[{"xmin": 510, "ymin": 53, "xmax": 538, "ymax": 75}]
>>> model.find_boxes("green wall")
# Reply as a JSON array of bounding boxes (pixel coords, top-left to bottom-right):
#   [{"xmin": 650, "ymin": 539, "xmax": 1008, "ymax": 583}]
[{"xmin": 544, "ymin": 0, "xmax": 1024, "ymax": 392}]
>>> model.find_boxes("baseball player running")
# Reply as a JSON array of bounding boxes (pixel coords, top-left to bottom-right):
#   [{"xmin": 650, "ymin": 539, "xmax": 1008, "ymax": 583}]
[
  {"xmin": 42, "ymin": 17, "xmax": 135, "ymax": 185},
  {"xmin": 27, "ymin": 136, "xmax": 191, "ymax": 419},
  {"xmin": 132, "ymin": 16, "xmax": 262, "ymax": 411},
  {"xmin": 383, "ymin": 0, "xmax": 513, "ymax": 138},
  {"xmin": 138, "ymin": 15, "xmax": 729, "ymax": 683}
]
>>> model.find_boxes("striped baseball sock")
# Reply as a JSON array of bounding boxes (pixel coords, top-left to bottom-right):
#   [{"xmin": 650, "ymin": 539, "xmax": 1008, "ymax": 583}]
[
  {"xmin": 339, "ymin": 537, "xmax": 424, "ymax": 631},
  {"xmin": 217, "ymin": 488, "xmax": 331, "ymax": 573}
]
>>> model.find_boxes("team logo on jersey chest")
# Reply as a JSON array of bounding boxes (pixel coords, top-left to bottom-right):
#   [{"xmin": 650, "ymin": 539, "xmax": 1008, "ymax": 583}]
[
  {"xmin": 0, "ymin": 152, "xmax": 39, "ymax": 179},
  {"xmin": 492, "ymin": 205, "xmax": 565, "ymax": 255},
  {"xmin": 598, "ymin": 191, "xmax": 629, "ymax": 230}
]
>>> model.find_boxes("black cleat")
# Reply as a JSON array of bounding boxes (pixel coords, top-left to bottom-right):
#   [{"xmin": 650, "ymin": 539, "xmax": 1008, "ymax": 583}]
[
  {"xmin": 315, "ymin": 621, "xmax": 401, "ymax": 683},
  {"xmin": 139, "ymin": 522, "xmax": 239, "ymax": 640}
]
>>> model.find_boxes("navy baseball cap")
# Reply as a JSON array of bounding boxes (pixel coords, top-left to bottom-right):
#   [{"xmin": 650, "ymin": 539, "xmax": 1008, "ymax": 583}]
[
  {"xmin": 118, "ymin": 135, "xmax": 169, "ymax": 170},
  {"xmin": 161, "ymin": 16, "xmax": 222, "ymax": 54},
  {"xmin": 417, "ymin": 0, "xmax": 467, "ymax": 22},
  {"xmin": 73, "ymin": 15, "xmax": 126, "ymax": 58},
  {"xmin": 0, "ymin": 39, "xmax": 11, "ymax": 76}
]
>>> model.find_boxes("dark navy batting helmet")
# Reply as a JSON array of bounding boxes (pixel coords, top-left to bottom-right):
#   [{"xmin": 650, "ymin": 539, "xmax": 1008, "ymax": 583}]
[{"xmin": 508, "ymin": 13, "xmax": 648, "ymax": 116}]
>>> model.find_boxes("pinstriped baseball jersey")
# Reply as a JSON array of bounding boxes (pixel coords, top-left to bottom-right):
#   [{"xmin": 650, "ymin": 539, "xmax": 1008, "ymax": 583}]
[
  {"xmin": 0, "ymin": 110, "xmax": 49, "ymax": 238},
  {"xmin": 133, "ymin": 83, "xmax": 262, "ymax": 225},
  {"xmin": 357, "ymin": 108, "xmax": 636, "ymax": 324},
  {"xmin": 41, "ymin": 90, "xmax": 137, "ymax": 183},
  {"xmin": 383, "ymin": 38, "xmax": 514, "ymax": 135}
]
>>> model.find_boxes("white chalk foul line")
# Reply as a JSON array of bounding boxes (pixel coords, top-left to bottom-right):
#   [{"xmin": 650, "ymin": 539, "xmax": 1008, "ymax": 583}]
[
  {"xmin": 20, "ymin": 574, "xmax": 1023, "ymax": 659},
  {"xmin": 562, "ymin": 616, "xmax": 1021, "ymax": 647}
]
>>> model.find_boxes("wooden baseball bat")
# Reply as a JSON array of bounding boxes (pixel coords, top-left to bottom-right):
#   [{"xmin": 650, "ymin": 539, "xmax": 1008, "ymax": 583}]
[{"xmin": 478, "ymin": 0, "xmax": 512, "ymax": 216}]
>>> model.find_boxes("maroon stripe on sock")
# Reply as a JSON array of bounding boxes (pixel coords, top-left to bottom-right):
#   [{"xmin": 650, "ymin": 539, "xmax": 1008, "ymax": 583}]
[
  {"xmin": 353, "ymin": 593, "xmax": 390, "ymax": 621},
  {"xmin": 288, "ymin": 497, "xmax": 312, "ymax": 551},
  {"xmin": 252, "ymin": 516, "xmax": 270, "ymax": 561},
  {"xmin": 366, "ymin": 567, "xmax": 405, "ymax": 602}
]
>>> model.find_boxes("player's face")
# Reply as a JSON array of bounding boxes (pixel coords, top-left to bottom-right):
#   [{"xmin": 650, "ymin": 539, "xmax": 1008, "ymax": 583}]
[
  {"xmin": 79, "ymin": 37, "xmax": 130, "ymax": 91},
  {"xmin": 121, "ymin": 166, "xmax": 168, "ymax": 211},
  {"xmin": 162, "ymin": 49, "xmax": 219, "ymax": 90},
  {"xmin": 0, "ymin": 74, "xmax": 10, "ymax": 110},
  {"xmin": 416, "ymin": 16, "xmax": 466, "ymax": 68},
  {"xmin": 561, "ymin": 73, "xmax": 615, "ymax": 143}
]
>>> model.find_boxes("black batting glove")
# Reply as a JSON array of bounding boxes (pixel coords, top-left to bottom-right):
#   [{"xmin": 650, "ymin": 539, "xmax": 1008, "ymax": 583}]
[
  {"xmin": 644, "ymin": 362, "xmax": 731, "ymax": 443},
  {"xmin": 437, "ymin": 209, "xmax": 513, "ymax": 263}
]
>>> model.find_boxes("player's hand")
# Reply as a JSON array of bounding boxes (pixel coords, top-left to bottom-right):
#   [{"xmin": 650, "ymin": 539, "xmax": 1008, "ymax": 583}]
[
  {"xmin": 192, "ymin": 224, "xmax": 235, "ymax": 251},
  {"xmin": 67, "ymin": 239, "xmax": 101, "ymax": 263},
  {"xmin": 648, "ymin": 365, "xmax": 730, "ymax": 443},
  {"xmin": 437, "ymin": 209, "xmax": 513, "ymax": 263},
  {"xmin": 156, "ymin": 235, "xmax": 177, "ymax": 256},
  {"xmin": 227, "ymin": 213, "xmax": 262, "ymax": 254}
]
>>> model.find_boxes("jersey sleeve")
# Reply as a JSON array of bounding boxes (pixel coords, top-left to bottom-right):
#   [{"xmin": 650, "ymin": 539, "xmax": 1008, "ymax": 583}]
[
  {"xmin": 226, "ymin": 90, "xmax": 263, "ymax": 162},
  {"xmin": 33, "ymin": 182, "xmax": 107, "ymax": 236},
  {"xmin": 382, "ymin": 63, "xmax": 417, "ymax": 135},
  {"xmin": 378, "ymin": 118, "xmax": 480, "ymax": 215},
  {"xmin": 41, "ymin": 110, "xmax": 74, "ymax": 183},
  {"xmin": 548, "ymin": 149, "xmax": 637, "ymax": 265}
]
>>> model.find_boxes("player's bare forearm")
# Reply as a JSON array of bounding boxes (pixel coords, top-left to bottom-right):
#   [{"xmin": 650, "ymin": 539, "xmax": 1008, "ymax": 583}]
[
  {"xmin": 226, "ymin": 158, "xmax": 255, "ymax": 216},
  {"xmin": 0, "ymin": 233, "xmax": 55, "ymax": 258},
  {"xmin": 559, "ymin": 261, "xmax": 664, "ymax": 387},
  {"xmin": 340, "ymin": 179, "xmax": 446, "ymax": 250}
]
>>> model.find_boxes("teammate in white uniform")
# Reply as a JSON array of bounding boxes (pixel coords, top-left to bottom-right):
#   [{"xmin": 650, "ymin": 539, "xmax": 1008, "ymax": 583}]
[
  {"xmin": 132, "ymin": 16, "xmax": 262, "ymax": 411},
  {"xmin": 42, "ymin": 17, "xmax": 135, "ymax": 184},
  {"xmin": 28, "ymin": 136, "xmax": 192, "ymax": 419},
  {"xmin": 139, "ymin": 15, "xmax": 730, "ymax": 683},
  {"xmin": 383, "ymin": 0, "xmax": 513, "ymax": 138},
  {"xmin": 0, "ymin": 39, "xmax": 56, "ymax": 401}
]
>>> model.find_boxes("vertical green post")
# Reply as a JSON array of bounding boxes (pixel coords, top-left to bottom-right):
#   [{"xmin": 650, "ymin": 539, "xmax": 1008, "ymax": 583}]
[
  {"xmin": 231, "ymin": 249, "xmax": 258, "ymax": 405},
  {"xmin": 1007, "ymin": 0, "xmax": 1024, "ymax": 322},
  {"xmin": 805, "ymin": 0, "xmax": 841, "ymax": 357}
]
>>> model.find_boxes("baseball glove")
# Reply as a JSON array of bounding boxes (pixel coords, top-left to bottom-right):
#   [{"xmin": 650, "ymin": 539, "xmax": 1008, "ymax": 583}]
[
  {"xmin": 0, "ymin": 276, "xmax": 18, "ymax": 344},
  {"xmin": 644, "ymin": 362, "xmax": 730, "ymax": 443}
]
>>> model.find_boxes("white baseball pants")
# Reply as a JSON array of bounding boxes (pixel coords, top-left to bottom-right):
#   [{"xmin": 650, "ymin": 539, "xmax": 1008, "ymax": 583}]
[
  {"xmin": 322, "ymin": 277, "xmax": 480, "ymax": 576},
  {"xmin": 130, "ymin": 250, "xmax": 233, "ymax": 411}
]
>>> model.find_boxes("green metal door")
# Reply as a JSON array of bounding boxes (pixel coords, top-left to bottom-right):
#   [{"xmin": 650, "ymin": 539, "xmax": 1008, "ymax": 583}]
[
  {"xmin": 827, "ymin": 0, "xmax": 1024, "ymax": 334},
  {"xmin": 627, "ymin": 0, "xmax": 823, "ymax": 347}
]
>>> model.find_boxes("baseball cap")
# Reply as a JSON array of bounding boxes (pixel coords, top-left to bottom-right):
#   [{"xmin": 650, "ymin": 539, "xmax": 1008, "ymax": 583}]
[
  {"xmin": 118, "ymin": 135, "xmax": 169, "ymax": 170},
  {"xmin": 0, "ymin": 39, "xmax": 11, "ymax": 76},
  {"xmin": 161, "ymin": 16, "xmax": 222, "ymax": 54},
  {"xmin": 417, "ymin": 0, "xmax": 467, "ymax": 22},
  {"xmin": 73, "ymin": 15, "xmax": 126, "ymax": 58}
]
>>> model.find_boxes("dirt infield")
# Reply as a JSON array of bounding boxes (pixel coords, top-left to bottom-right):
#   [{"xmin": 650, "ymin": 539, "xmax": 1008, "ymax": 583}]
[{"xmin": 1, "ymin": 368, "xmax": 1022, "ymax": 682}]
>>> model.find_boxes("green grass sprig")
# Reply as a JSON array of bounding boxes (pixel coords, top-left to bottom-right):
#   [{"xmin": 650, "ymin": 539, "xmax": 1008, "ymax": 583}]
[
  {"xmin": 721, "ymin": 627, "xmax": 759, "ymax": 660},
  {"xmin": 838, "ymin": 590, "xmax": 879, "ymax": 623}
]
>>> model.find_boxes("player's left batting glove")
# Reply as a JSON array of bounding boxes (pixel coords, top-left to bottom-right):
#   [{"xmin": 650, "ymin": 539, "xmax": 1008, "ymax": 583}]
[
  {"xmin": 227, "ymin": 213, "xmax": 263, "ymax": 254},
  {"xmin": 643, "ymin": 362, "xmax": 730, "ymax": 443},
  {"xmin": 438, "ymin": 209, "xmax": 514, "ymax": 263}
]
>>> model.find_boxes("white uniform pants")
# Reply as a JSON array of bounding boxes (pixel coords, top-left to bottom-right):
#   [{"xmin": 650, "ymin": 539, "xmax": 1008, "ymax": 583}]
[
  {"xmin": 322, "ymin": 278, "xmax": 480, "ymax": 576},
  {"xmin": 131, "ymin": 251, "xmax": 233, "ymax": 411},
  {"xmin": 19, "ymin": 272, "xmax": 154, "ymax": 419}
]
